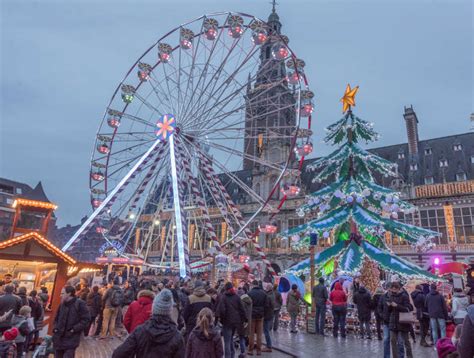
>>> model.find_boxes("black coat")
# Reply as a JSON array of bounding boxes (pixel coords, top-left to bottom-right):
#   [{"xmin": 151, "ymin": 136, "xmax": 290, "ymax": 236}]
[
  {"xmin": 52, "ymin": 297, "xmax": 90, "ymax": 350},
  {"xmin": 216, "ymin": 291, "xmax": 247, "ymax": 329},
  {"xmin": 248, "ymin": 287, "xmax": 269, "ymax": 319},
  {"xmin": 410, "ymin": 289, "xmax": 427, "ymax": 320},
  {"xmin": 425, "ymin": 289, "xmax": 448, "ymax": 319},
  {"xmin": 312, "ymin": 284, "xmax": 328, "ymax": 306},
  {"xmin": 124, "ymin": 287, "xmax": 135, "ymax": 305},
  {"xmin": 372, "ymin": 294, "xmax": 383, "ymax": 318},
  {"xmin": 0, "ymin": 293, "xmax": 21, "ymax": 329},
  {"xmin": 377, "ymin": 293, "xmax": 391, "ymax": 325},
  {"xmin": 112, "ymin": 314, "xmax": 185, "ymax": 358},
  {"xmin": 185, "ymin": 326, "xmax": 224, "ymax": 358},
  {"xmin": 388, "ymin": 291, "xmax": 412, "ymax": 332},
  {"xmin": 353, "ymin": 287, "xmax": 372, "ymax": 321},
  {"xmin": 86, "ymin": 292, "xmax": 102, "ymax": 318}
]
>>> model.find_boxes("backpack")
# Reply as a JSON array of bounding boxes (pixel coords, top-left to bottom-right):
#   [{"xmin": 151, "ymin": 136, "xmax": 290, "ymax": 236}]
[{"xmin": 110, "ymin": 289, "xmax": 124, "ymax": 307}]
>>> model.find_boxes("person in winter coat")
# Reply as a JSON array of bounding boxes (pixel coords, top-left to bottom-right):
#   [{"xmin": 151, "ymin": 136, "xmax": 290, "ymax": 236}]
[
  {"xmin": 122, "ymin": 281, "xmax": 135, "ymax": 317},
  {"xmin": 262, "ymin": 282, "xmax": 275, "ymax": 352},
  {"xmin": 100, "ymin": 280, "xmax": 124, "ymax": 339},
  {"xmin": 425, "ymin": 283, "xmax": 448, "ymax": 345},
  {"xmin": 386, "ymin": 282, "xmax": 413, "ymax": 358},
  {"xmin": 451, "ymin": 288, "xmax": 469, "ymax": 325},
  {"xmin": 124, "ymin": 290, "xmax": 155, "ymax": 333},
  {"xmin": 16, "ymin": 287, "xmax": 28, "ymax": 309},
  {"xmin": 11, "ymin": 305, "xmax": 31, "ymax": 356},
  {"xmin": 238, "ymin": 287, "xmax": 252, "ymax": 358},
  {"xmin": 329, "ymin": 282, "xmax": 347, "ymax": 338},
  {"xmin": 28, "ymin": 290, "xmax": 44, "ymax": 350},
  {"xmin": 53, "ymin": 285, "xmax": 90, "ymax": 358},
  {"xmin": 183, "ymin": 281, "xmax": 213, "ymax": 339},
  {"xmin": 411, "ymin": 285, "xmax": 430, "ymax": 347},
  {"xmin": 39, "ymin": 287, "xmax": 49, "ymax": 309},
  {"xmin": 216, "ymin": 282, "xmax": 246, "ymax": 358},
  {"xmin": 286, "ymin": 284, "xmax": 302, "ymax": 334},
  {"xmin": 0, "ymin": 285, "xmax": 21, "ymax": 334},
  {"xmin": 312, "ymin": 277, "xmax": 328, "ymax": 336},
  {"xmin": 248, "ymin": 280, "xmax": 270, "ymax": 354},
  {"xmin": 353, "ymin": 284, "xmax": 372, "ymax": 339},
  {"xmin": 86, "ymin": 286, "xmax": 102, "ymax": 336},
  {"xmin": 372, "ymin": 287, "xmax": 384, "ymax": 340},
  {"xmin": 458, "ymin": 304, "xmax": 474, "ymax": 358},
  {"xmin": 186, "ymin": 307, "xmax": 223, "ymax": 358},
  {"xmin": 112, "ymin": 289, "xmax": 185, "ymax": 358},
  {"xmin": 272, "ymin": 284, "xmax": 282, "ymax": 332}
]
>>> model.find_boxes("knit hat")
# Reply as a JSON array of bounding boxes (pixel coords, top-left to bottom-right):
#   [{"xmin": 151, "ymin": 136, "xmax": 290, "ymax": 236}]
[
  {"xmin": 3, "ymin": 327, "xmax": 18, "ymax": 341},
  {"xmin": 194, "ymin": 280, "xmax": 204, "ymax": 289},
  {"xmin": 152, "ymin": 288, "xmax": 174, "ymax": 315}
]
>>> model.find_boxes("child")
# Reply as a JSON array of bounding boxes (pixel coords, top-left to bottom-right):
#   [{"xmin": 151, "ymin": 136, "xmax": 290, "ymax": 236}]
[
  {"xmin": 0, "ymin": 327, "xmax": 19, "ymax": 358},
  {"xmin": 11, "ymin": 306, "xmax": 31, "ymax": 357},
  {"xmin": 185, "ymin": 307, "xmax": 223, "ymax": 358}
]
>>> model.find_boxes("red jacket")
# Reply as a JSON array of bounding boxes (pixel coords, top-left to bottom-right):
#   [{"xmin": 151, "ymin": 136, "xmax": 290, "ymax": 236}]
[
  {"xmin": 329, "ymin": 282, "xmax": 347, "ymax": 307},
  {"xmin": 123, "ymin": 290, "xmax": 154, "ymax": 333}
]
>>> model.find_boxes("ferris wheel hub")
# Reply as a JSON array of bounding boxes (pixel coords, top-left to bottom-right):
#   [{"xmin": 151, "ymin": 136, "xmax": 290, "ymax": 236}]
[{"xmin": 155, "ymin": 113, "xmax": 177, "ymax": 140}]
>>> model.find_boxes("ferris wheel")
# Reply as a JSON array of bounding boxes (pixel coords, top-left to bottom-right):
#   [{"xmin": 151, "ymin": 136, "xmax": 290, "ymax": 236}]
[{"xmin": 63, "ymin": 12, "xmax": 313, "ymax": 278}]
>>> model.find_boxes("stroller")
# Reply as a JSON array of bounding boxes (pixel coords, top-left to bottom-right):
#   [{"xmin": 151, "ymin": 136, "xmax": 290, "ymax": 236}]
[{"xmin": 32, "ymin": 336, "xmax": 54, "ymax": 358}]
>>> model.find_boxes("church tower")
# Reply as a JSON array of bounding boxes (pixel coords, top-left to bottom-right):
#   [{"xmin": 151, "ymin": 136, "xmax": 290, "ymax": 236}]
[{"xmin": 243, "ymin": 5, "xmax": 296, "ymax": 172}]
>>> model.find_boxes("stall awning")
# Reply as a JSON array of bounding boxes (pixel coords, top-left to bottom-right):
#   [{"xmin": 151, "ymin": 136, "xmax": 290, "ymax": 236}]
[{"xmin": 0, "ymin": 232, "xmax": 76, "ymax": 265}]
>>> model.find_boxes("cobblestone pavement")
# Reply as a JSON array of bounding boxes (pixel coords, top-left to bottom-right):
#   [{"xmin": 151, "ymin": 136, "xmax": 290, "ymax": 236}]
[{"xmin": 271, "ymin": 329, "xmax": 437, "ymax": 358}]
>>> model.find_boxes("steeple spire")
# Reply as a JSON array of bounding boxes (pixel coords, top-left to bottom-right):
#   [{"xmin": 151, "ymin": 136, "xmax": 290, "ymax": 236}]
[{"xmin": 271, "ymin": 0, "xmax": 277, "ymax": 13}]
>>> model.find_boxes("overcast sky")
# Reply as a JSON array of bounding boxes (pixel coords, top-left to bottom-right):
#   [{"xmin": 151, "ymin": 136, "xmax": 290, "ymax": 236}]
[{"xmin": 1, "ymin": 0, "xmax": 472, "ymax": 226}]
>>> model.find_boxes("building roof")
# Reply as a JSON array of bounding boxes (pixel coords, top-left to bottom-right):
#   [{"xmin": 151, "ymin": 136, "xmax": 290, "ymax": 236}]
[
  {"xmin": 20, "ymin": 181, "xmax": 52, "ymax": 203},
  {"xmin": 0, "ymin": 178, "xmax": 33, "ymax": 196}
]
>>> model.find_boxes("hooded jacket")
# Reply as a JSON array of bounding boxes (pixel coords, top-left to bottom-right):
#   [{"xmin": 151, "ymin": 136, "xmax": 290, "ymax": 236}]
[
  {"xmin": 458, "ymin": 305, "xmax": 474, "ymax": 358},
  {"xmin": 185, "ymin": 326, "xmax": 223, "ymax": 358},
  {"xmin": 353, "ymin": 286, "xmax": 372, "ymax": 321},
  {"xmin": 112, "ymin": 314, "xmax": 185, "ymax": 358},
  {"xmin": 52, "ymin": 297, "xmax": 90, "ymax": 350},
  {"xmin": 183, "ymin": 287, "xmax": 212, "ymax": 332},
  {"xmin": 452, "ymin": 292, "xmax": 469, "ymax": 322},
  {"xmin": 286, "ymin": 289, "xmax": 301, "ymax": 314},
  {"xmin": 124, "ymin": 290, "xmax": 154, "ymax": 333},
  {"xmin": 425, "ymin": 288, "xmax": 448, "ymax": 320},
  {"xmin": 329, "ymin": 282, "xmax": 347, "ymax": 307},
  {"xmin": 239, "ymin": 294, "xmax": 252, "ymax": 336}
]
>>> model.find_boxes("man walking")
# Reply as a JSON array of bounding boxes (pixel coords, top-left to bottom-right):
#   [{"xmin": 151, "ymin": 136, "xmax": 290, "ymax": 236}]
[
  {"xmin": 287, "ymin": 284, "xmax": 302, "ymax": 334},
  {"xmin": 247, "ymin": 280, "xmax": 269, "ymax": 355},
  {"xmin": 353, "ymin": 283, "xmax": 372, "ymax": 339},
  {"xmin": 216, "ymin": 282, "xmax": 247, "ymax": 358},
  {"xmin": 425, "ymin": 283, "xmax": 448, "ymax": 346},
  {"xmin": 312, "ymin": 277, "xmax": 328, "ymax": 336},
  {"xmin": 53, "ymin": 285, "xmax": 90, "ymax": 358},
  {"xmin": 411, "ymin": 285, "xmax": 430, "ymax": 347},
  {"xmin": 100, "ymin": 279, "xmax": 123, "ymax": 339},
  {"xmin": 182, "ymin": 280, "xmax": 213, "ymax": 339}
]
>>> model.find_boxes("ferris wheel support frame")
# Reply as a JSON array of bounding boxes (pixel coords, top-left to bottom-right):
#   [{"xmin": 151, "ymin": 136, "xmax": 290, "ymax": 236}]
[{"xmin": 62, "ymin": 138, "xmax": 162, "ymax": 252}]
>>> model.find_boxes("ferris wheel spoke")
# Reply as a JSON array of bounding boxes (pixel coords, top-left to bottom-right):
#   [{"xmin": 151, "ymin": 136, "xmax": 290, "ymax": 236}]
[
  {"xmin": 119, "ymin": 111, "xmax": 158, "ymax": 128},
  {"xmin": 179, "ymin": 22, "xmax": 228, "ymax": 123},
  {"xmin": 146, "ymin": 73, "xmax": 177, "ymax": 114},
  {"xmin": 181, "ymin": 24, "xmax": 251, "ymax": 124}
]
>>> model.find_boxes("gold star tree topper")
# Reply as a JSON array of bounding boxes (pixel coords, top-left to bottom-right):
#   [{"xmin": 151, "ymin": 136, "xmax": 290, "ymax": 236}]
[{"xmin": 340, "ymin": 84, "xmax": 359, "ymax": 113}]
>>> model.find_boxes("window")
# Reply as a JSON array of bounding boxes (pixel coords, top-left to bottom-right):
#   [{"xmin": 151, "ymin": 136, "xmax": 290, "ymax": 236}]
[
  {"xmin": 15, "ymin": 188, "xmax": 22, "ymax": 194},
  {"xmin": 456, "ymin": 172, "xmax": 467, "ymax": 182},
  {"xmin": 6, "ymin": 198, "xmax": 13, "ymax": 205},
  {"xmin": 425, "ymin": 148, "xmax": 432, "ymax": 155},
  {"xmin": 453, "ymin": 144, "xmax": 462, "ymax": 151},
  {"xmin": 439, "ymin": 159, "xmax": 448, "ymax": 168},
  {"xmin": 398, "ymin": 153, "xmax": 405, "ymax": 160},
  {"xmin": 471, "ymin": 155, "xmax": 474, "ymax": 164},
  {"xmin": 424, "ymin": 177, "xmax": 434, "ymax": 185},
  {"xmin": 453, "ymin": 207, "xmax": 474, "ymax": 244},
  {"xmin": 410, "ymin": 163, "xmax": 418, "ymax": 171}
]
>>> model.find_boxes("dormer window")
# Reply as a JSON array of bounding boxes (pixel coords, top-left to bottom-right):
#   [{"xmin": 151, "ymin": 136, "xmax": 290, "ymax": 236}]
[
  {"xmin": 425, "ymin": 148, "xmax": 432, "ymax": 155},
  {"xmin": 424, "ymin": 177, "xmax": 434, "ymax": 185},
  {"xmin": 456, "ymin": 172, "xmax": 467, "ymax": 182},
  {"xmin": 439, "ymin": 159, "xmax": 449, "ymax": 168},
  {"xmin": 410, "ymin": 163, "xmax": 418, "ymax": 171},
  {"xmin": 398, "ymin": 153, "xmax": 405, "ymax": 160},
  {"xmin": 453, "ymin": 144, "xmax": 462, "ymax": 151}
]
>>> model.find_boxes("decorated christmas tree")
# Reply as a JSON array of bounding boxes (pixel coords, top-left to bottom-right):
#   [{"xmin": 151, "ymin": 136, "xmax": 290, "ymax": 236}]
[{"xmin": 282, "ymin": 85, "xmax": 439, "ymax": 282}]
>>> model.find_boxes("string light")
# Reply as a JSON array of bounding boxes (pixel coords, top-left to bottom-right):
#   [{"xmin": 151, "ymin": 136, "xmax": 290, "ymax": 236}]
[{"xmin": 12, "ymin": 199, "xmax": 57, "ymax": 210}]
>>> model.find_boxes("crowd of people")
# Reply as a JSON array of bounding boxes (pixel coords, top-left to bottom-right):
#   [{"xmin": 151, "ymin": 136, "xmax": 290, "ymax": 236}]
[
  {"xmin": 311, "ymin": 276, "xmax": 474, "ymax": 358},
  {"xmin": 1, "ymin": 270, "xmax": 473, "ymax": 358},
  {"xmin": 0, "ymin": 274, "xmax": 49, "ymax": 356}
]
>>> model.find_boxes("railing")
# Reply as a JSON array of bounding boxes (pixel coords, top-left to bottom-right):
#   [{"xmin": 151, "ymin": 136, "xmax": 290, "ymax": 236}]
[{"xmin": 415, "ymin": 180, "xmax": 474, "ymax": 198}]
